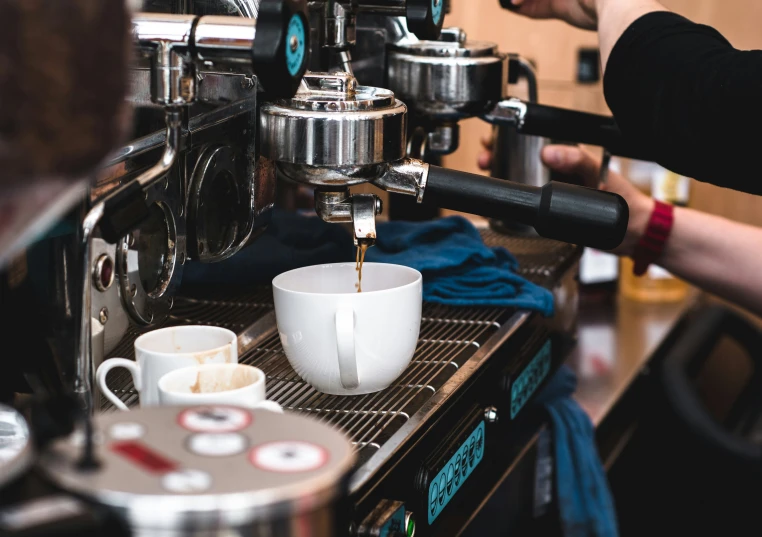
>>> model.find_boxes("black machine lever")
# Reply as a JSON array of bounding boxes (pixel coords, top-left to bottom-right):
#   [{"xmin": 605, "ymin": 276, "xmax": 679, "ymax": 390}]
[
  {"xmin": 484, "ymin": 99, "xmax": 656, "ymax": 163},
  {"xmin": 423, "ymin": 166, "xmax": 628, "ymax": 251}
]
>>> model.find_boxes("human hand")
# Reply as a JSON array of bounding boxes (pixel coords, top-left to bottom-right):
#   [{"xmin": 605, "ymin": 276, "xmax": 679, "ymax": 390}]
[
  {"xmin": 541, "ymin": 145, "xmax": 653, "ymax": 256},
  {"xmin": 506, "ymin": 0, "xmax": 598, "ymax": 31}
]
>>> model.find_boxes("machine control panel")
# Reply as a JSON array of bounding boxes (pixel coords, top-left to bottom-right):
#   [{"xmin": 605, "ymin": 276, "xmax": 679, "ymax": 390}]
[{"xmin": 414, "ymin": 409, "xmax": 485, "ymax": 527}]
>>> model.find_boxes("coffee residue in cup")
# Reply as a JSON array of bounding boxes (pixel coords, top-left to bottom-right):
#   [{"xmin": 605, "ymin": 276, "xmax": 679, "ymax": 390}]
[
  {"xmin": 355, "ymin": 241, "xmax": 369, "ymax": 293},
  {"xmin": 190, "ymin": 373, "xmax": 202, "ymax": 394},
  {"xmin": 189, "ymin": 367, "xmax": 254, "ymax": 393}
]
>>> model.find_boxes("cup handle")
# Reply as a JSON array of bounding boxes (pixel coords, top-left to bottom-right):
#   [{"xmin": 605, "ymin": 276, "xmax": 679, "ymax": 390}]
[
  {"xmin": 335, "ymin": 306, "xmax": 360, "ymax": 389},
  {"xmin": 95, "ymin": 358, "xmax": 141, "ymax": 412},
  {"xmin": 253, "ymin": 400, "xmax": 284, "ymax": 413}
]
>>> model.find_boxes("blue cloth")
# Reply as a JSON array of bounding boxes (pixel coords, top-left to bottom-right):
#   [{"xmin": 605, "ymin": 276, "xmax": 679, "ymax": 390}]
[
  {"xmin": 366, "ymin": 216, "xmax": 554, "ymax": 315},
  {"xmin": 534, "ymin": 366, "xmax": 619, "ymax": 537},
  {"xmin": 181, "ymin": 210, "xmax": 354, "ymax": 286}
]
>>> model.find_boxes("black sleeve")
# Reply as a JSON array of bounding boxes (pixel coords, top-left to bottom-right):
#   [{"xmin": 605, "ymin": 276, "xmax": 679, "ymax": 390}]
[{"xmin": 603, "ymin": 12, "xmax": 762, "ymax": 195}]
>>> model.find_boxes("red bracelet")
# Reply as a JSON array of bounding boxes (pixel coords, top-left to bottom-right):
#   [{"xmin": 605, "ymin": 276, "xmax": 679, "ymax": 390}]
[{"xmin": 632, "ymin": 200, "xmax": 675, "ymax": 277}]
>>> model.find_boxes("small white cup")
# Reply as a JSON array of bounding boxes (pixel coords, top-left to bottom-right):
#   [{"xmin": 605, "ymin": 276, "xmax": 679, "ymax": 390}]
[
  {"xmin": 96, "ymin": 325, "xmax": 238, "ymax": 411},
  {"xmin": 158, "ymin": 364, "xmax": 282, "ymax": 412},
  {"xmin": 273, "ymin": 262, "xmax": 422, "ymax": 395}
]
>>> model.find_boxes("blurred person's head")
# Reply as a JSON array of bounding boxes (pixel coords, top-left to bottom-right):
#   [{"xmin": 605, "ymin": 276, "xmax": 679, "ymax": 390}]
[{"xmin": 0, "ymin": 0, "xmax": 131, "ymax": 186}]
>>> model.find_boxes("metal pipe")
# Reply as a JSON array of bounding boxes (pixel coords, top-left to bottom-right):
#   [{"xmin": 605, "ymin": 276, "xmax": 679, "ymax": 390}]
[
  {"xmin": 194, "ymin": 16, "xmax": 258, "ymax": 64},
  {"xmin": 74, "ymin": 108, "xmax": 182, "ymax": 414}
]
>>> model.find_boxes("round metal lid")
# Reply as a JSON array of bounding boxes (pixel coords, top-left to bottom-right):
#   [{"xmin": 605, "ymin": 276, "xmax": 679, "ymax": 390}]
[
  {"xmin": 0, "ymin": 405, "xmax": 33, "ymax": 489},
  {"xmin": 40, "ymin": 406, "xmax": 355, "ymax": 532},
  {"xmin": 260, "ymin": 72, "xmax": 407, "ymax": 170},
  {"xmin": 387, "ymin": 35, "xmax": 507, "ymax": 121}
]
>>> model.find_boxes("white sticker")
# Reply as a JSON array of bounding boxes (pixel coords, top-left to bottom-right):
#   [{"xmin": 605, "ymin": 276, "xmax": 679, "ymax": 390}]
[
  {"xmin": 188, "ymin": 433, "xmax": 247, "ymax": 457},
  {"xmin": 162, "ymin": 469, "xmax": 212, "ymax": 493},
  {"xmin": 178, "ymin": 406, "xmax": 252, "ymax": 433},
  {"xmin": 109, "ymin": 422, "xmax": 146, "ymax": 441},
  {"xmin": 250, "ymin": 441, "xmax": 328, "ymax": 473}
]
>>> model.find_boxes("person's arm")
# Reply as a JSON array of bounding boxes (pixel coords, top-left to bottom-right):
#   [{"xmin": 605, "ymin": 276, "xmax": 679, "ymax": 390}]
[
  {"xmin": 541, "ymin": 145, "xmax": 762, "ymax": 317},
  {"xmin": 507, "ymin": 0, "xmax": 665, "ymax": 66},
  {"xmin": 602, "ymin": 11, "xmax": 762, "ymax": 194},
  {"xmin": 508, "ymin": 0, "xmax": 762, "ymax": 194}
]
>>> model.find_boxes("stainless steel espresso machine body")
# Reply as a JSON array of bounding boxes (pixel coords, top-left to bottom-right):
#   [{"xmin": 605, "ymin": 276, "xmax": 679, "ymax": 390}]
[{"xmin": 0, "ymin": 1, "xmax": 646, "ymax": 536}]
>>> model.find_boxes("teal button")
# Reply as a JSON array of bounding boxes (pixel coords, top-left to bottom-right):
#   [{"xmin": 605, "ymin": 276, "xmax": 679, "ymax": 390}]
[
  {"xmin": 431, "ymin": 0, "xmax": 443, "ymax": 25},
  {"xmin": 285, "ymin": 14, "xmax": 306, "ymax": 77}
]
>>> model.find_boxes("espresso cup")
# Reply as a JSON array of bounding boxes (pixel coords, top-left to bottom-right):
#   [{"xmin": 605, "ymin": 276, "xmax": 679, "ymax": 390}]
[
  {"xmin": 96, "ymin": 326, "xmax": 237, "ymax": 411},
  {"xmin": 158, "ymin": 364, "xmax": 282, "ymax": 412},
  {"xmin": 273, "ymin": 263, "xmax": 422, "ymax": 395}
]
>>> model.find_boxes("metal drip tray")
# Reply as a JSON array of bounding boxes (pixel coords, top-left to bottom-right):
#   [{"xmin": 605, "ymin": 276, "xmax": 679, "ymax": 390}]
[{"xmin": 102, "ymin": 232, "xmax": 580, "ymax": 491}]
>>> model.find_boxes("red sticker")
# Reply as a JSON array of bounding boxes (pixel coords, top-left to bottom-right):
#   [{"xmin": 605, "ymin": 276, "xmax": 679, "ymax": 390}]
[
  {"xmin": 250, "ymin": 441, "xmax": 329, "ymax": 473},
  {"xmin": 110, "ymin": 441, "xmax": 178, "ymax": 475},
  {"xmin": 177, "ymin": 406, "xmax": 252, "ymax": 433}
]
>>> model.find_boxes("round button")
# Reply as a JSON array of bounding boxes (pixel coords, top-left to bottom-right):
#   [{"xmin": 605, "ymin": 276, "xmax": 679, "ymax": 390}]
[
  {"xmin": 429, "ymin": 482, "xmax": 439, "ymax": 515},
  {"xmin": 446, "ymin": 464, "xmax": 454, "ymax": 495},
  {"xmin": 250, "ymin": 441, "xmax": 328, "ymax": 473},
  {"xmin": 188, "ymin": 433, "xmax": 247, "ymax": 457},
  {"xmin": 454, "ymin": 453, "xmax": 462, "ymax": 486},
  {"xmin": 475, "ymin": 428, "xmax": 484, "ymax": 459},
  {"xmin": 437, "ymin": 474, "xmax": 446, "ymax": 505},
  {"xmin": 109, "ymin": 422, "xmax": 146, "ymax": 441},
  {"xmin": 178, "ymin": 406, "xmax": 252, "ymax": 433},
  {"xmin": 468, "ymin": 437, "xmax": 476, "ymax": 466},
  {"xmin": 162, "ymin": 470, "xmax": 212, "ymax": 493}
]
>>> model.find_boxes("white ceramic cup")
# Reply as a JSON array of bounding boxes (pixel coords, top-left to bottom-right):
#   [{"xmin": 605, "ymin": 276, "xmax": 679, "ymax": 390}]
[
  {"xmin": 96, "ymin": 326, "xmax": 238, "ymax": 411},
  {"xmin": 272, "ymin": 262, "xmax": 422, "ymax": 395},
  {"xmin": 158, "ymin": 364, "xmax": 282, "ymax": 412}
]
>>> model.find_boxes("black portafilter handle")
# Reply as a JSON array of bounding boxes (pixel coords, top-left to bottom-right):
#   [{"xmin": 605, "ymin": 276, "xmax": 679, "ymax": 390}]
[
  {"xmin": 424, "ymin": 166, "xmax": 629, "ymax": 251},
  {"xmin": 405, "ymin": 0, "xmax": 445, "ymax": 40},
  {"xmin": 252, "ymin": 0, "xmax": 310, "ymax": 98},
  {"xmin": 518, "ymin": 102, "xmax": 654, "ymax": 162}
]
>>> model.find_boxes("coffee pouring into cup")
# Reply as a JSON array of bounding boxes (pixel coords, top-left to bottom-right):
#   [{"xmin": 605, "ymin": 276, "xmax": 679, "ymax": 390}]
[{"xmin": 273, "ymin": 262, "xmax": 423, "ymax": 396}]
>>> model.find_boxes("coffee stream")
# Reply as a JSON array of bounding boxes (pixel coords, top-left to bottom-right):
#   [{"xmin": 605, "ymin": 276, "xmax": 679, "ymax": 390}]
[{"xmin": 355, "ymin": 241, "xmax": 369, "ymax": 293}]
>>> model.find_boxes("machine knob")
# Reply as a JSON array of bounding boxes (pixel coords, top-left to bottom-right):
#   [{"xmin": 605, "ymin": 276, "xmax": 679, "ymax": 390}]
[
  {"xmin": 405, "ymin": 0, "xmax": 445, "ymax": 40},
  {"xmin": 252, "ymin": 0, "xmax": 310, "ymax": 98}
]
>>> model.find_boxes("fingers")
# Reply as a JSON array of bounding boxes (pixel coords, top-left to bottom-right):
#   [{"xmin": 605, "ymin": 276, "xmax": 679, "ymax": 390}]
[
  {"xmin": 480, "ymin": 135, "xmax": 493, "ymax": 150},
  {"xmin": 477, "ymin": 150, "xmax": 493, "ymax": 171},
  {"xmin": 541, "ymin": 145, "xmax": 601, "ymax": 182}
]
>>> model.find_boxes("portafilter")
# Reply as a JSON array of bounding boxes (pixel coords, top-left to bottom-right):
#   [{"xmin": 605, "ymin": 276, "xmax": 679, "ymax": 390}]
[{"xmin": 260, "ymin": 72, "xmax": 629, "ymax": 251}]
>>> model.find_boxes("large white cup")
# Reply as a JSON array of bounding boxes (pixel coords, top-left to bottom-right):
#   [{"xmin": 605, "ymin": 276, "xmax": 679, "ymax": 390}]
[
  {"xmin": 158, "ymin": 364, "xmax": 282, "ymax": 412},
  {"xmin": 273, "ymin": 263, "xmax": 422, "ymax": 395},
  {"xmin": 96, "ymin": 326, "xmax": 237, "ymax": 410}
]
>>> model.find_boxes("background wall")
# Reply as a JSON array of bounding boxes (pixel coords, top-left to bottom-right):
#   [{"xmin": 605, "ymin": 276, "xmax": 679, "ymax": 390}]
[{"xmin": 441, "ymin": 0, "xmax": 762, "ymax": 227}]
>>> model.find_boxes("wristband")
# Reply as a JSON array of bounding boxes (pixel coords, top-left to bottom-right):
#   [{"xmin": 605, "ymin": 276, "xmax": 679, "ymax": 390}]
[{"xmin": 632, "ymin": 200, "xmax": 674, "ymax": 276}]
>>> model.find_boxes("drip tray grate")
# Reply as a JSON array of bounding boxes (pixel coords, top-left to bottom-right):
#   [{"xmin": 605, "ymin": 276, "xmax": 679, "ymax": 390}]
[{"xmin": 102, "ymin": 232, "xmax": 579, "ymax": 470}]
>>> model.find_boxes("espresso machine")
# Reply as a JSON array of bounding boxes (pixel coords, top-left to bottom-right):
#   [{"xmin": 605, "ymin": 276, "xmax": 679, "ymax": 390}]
[{"xmin": 0, "ymin": 1, "xmax": 650, "ymax": 535}]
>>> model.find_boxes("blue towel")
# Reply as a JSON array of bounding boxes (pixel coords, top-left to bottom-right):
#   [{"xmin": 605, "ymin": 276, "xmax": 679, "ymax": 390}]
[
  {"xmin": 534, "ymin": 366, "xmax": 619, "ymax": 537},
  {"xmin": 181, "ymin": 210, "xmax": 354, "ymax": 286},
  {"xmin": 366, "ymin": 217, "xmax": 554, "ymax": 315}
]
